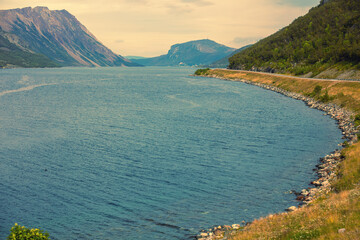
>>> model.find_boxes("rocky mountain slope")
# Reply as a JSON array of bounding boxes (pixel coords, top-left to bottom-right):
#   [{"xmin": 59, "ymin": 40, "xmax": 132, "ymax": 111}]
[
  {"xmin": 0, "ymin": 7, "xmax": 137, "ymax": 67},
  {"xmin": 0, "ymin": 31, "xmax": 58, "ymax": 68},
  {"xmin": 229, "ymin": 0, "xmax": 360, "ymax": 79},
  {"xmin": 133, "ymin": 39, "xmax": 235, "ymax": 66}
]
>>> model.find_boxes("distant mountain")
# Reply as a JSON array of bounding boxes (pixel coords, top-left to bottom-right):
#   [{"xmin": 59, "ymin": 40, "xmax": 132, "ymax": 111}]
[
  {"xmin": 0, "ymin": 7, "xmax": 138, "ymax": 67},
  {"xmin": 132, "ymin": 39, "xmax": 236, "ymax": 66},
  {"xmin": 208, "ymin": 44, "xmax": 252, "ymax": 68},
  {"xmin": 229, "ymin": 0, "xmax": 360, "ymax": 79},
  {"xmin": 125, "ymin": 56, "xmax": 146, "ymax": 60}
]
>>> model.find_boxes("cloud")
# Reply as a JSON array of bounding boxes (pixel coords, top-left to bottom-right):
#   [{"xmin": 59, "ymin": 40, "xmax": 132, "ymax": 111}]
[
  {"xmin": 165, "ymin": 3, "xmax": 193, "ymax": 15},
  {"xmin": 233, "ymin": 37, "xmax": 260, "ymax": 45},
  {"xmin": 123, "ymin": 0, "xmax": 148, "ymax": 5},
  {"xmin": 180, "ymin": 0, "xmax": 214, "ymax": 6},
  {"xmin": 275, "ymin": 0, "xmax": 319, "ymax": 7}
]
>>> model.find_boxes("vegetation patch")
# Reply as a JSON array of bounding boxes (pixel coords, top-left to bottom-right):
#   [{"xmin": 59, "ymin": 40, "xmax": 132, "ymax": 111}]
[
  {"xmin": 228, "ymin": 0, "xmax": 360, "ymax": 79},
  {"xmin": 7, "ymin": 223, "xmax": 50, "ymax": 240},
  {"xmin": 194, "ymin": 68, "xmax": 210, "ymax": 76}
]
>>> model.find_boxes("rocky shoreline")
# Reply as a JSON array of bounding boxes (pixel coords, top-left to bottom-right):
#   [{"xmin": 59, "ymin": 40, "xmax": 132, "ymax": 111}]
[{"xmin": 194, "ymin": 75, "xmax": 359, "ymax": 240}]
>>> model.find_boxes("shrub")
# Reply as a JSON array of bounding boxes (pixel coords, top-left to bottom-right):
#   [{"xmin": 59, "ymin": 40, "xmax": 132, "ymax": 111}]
[
  {"xmin": 354, "ymin": 114, "xmax": 360, "ymax": 126},
  {"xmin": 7, "ymin": 223, "xmax": 50, "ymax": 240},
  {"xmin": 307, "ymin": 85, "xmax": 323, "ymax": 97},
  {"xmin": 194, "ymin": 68, "xmax": 210, "ymax": 75},
  {"xmin": 319, "ymin": 90, "xmax": 332, "ymax": 102}
]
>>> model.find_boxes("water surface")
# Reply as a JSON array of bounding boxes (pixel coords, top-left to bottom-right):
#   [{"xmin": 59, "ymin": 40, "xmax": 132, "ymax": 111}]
[{"xmin": 0, "ymin": 67, "xmax": 342, "ymax": 239}]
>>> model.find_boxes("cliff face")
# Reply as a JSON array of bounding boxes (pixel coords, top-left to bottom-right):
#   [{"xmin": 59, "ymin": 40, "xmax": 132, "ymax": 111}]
[
  {"xmin": 0, "ymin": 7, "xmax": 137, "ymax": 67},
  {"xmin": 133, "ymin": 39, "xmax": 235, "ymax": 66}
]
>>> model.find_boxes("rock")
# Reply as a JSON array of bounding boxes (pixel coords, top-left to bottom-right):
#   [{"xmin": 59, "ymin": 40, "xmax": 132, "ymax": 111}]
[
  {"xmin": 338, "ymin": 228, "xmax": 346, "ymax": 234},
  {"xmin": 286, "ymin": 206, "xmax": 297, "ymax": 212},
  {"xmin": 214, "ymin": 229, "xmax": 223, "ymax": 236},
  {"xmin": 223, "ymin": 225, "xmax": 231, "ymax": 229},
  {"xmin": 311, "ymin": 180, "xmax": 321, "ymax": 186},
  {"xmin": 301, "ymin": 189, "xmax": 309, "ymax": 195},
  {"xmin": 232, "ymin": 224, "xmax": 241, "ymax": 229},
  {"xmin": 296, "ymin": 195, "xmax": 305, "ymax": 201},
  {"xmin": 321, "ymin": 180, "xmax": 330, "ymax": 187}
]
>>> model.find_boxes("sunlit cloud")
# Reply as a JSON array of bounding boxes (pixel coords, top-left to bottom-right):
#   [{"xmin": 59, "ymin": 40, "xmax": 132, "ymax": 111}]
[
  {"xmin": 233, "ymin": 37, "xmax": 260, "ymax": 45},
  {"xmin": 180, "ymin": 0, "xmax": 214, "ymax": 6}
]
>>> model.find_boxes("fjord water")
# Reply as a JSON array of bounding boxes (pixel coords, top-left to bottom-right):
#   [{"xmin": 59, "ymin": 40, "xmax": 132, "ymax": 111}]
[{"xmin": 0, "ymin": 67, "xmax": 342, "ymax": 239}]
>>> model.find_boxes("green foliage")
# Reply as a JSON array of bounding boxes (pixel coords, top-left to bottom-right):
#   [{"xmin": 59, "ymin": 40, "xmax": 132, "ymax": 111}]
[
  {"xmin": 307, "ymin": 85, "xmax": 323, "ymax": 97},
  {"xmin": 7, "ymin": 223, "xmax": 50, "ymax": 240},
  {"xmin": 194, "ymin": 68, "xmax": 210, "ymax": 75},
  {"xmin": 229, "ymin": 0, "xmax": 360, "ymax": 76},
  {"xmin": 319, "ymin": 89, "xmax": 333, "ymax": 102},
  {"xmin": 285, "ymin": 229, "xmax": 321, "ymax": 239},
  {"xmin": 354, "ymin": 114, "xmax": 360, "ymax": 126}
]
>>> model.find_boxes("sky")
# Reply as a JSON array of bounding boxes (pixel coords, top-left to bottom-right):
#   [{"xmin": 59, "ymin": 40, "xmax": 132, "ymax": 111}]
[{"xmin": 0, "ymin": 0, "xmax": 320, "ymax": 57}]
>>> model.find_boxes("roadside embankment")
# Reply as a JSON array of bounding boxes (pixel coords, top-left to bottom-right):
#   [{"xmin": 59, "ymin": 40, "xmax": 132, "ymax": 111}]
[{"xmin": 194, "ymin": 69, "xmax": 360, "ymax": 240}]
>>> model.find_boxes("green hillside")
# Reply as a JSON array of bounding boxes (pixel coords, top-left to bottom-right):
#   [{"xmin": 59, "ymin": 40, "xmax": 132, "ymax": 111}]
[
  {"xmin": 208, "ymin": 44, "xmax": 252, "ymax": 68},
  {"xmin": 0, "ymin": 32, "xmax": 58, "ymax": 68},
  {"xmin": 229, "ymin": 0, "xmax": 360, "ymax": 79}
]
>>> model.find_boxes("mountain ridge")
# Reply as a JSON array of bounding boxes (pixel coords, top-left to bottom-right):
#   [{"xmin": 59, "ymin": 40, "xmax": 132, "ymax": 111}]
[
  {"xmin": 132, "ymin": 39, "xmax": 235, "ymax": 66},
  {"xmin": 0, "ymin": 6, "xmax": 138, "ymax": 67}
]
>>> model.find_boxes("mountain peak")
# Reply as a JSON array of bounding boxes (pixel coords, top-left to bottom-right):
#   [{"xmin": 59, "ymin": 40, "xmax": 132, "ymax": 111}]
[
  {"xmin": 33, "ymin": 6, "xmax": 49, "ymax": 11},
  {"xmin": 0, "ymin": 6, "xmax": 138, "ymax": 67}
]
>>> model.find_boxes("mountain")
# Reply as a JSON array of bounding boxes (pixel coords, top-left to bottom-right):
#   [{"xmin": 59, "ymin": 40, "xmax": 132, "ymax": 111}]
[
  {"xmin": 0, "ymin": 7, "xmax": 138, "ymax": 67},
  {"xmin": 132, "ymin": 39, "xmax": 236, "ymax": 66},
  {"xmin": 0, "ymin": 31, "xmax": 58, "ymax": 68},
  {"xmin": 208, "ymin": 44, "xmax": 252, "ymax": 68},
  {"xmin": 229, "ymin": 0, "xmax": 360, "ymax": 79}
]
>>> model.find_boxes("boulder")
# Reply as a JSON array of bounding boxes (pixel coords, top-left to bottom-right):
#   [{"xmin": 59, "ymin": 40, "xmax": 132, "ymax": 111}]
[{"xmin": 286, "ymin": 206, "xmax": 297, "ymax": 212}]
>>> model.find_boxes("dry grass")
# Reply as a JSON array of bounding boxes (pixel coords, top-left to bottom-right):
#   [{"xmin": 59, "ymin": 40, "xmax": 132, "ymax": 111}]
[
  {"xmin": 200, "ymin": 69, "xmax": 360, "ymax": 240},
  {"xmin": 209, "ymin": 69, "xmax": 360, "ymax": 113}
]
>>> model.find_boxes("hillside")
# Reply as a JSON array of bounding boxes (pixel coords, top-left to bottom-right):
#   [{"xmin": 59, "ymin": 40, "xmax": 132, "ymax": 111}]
[
  {"xmin": 0, "ymin": 7, "xmax": 138, "ymax": 67},
  {"xmin": 133, "ymin": 39, "xmax": 235, "ymax": 66},
  {"xmin": 229, "ymin": 0, "xmax": 360, "ymax": 79},
  {"xmin": 0, "ymin": 31, "xmax": 58, "ymax": 68},
  {"xmin": 208, "ymin": 44, "xmax": 252, "ymax": 68}
]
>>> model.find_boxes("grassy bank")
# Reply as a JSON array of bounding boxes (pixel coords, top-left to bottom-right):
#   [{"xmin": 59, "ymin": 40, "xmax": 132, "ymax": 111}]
[{"xmin": 196, "ymin": 69, "xmax": 360, "ymax": 239}]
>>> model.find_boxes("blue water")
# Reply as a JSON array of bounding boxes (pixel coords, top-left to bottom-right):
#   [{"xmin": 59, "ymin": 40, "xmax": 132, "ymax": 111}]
[{"xmin": 0, "ymin": 67, "xmax": 342, "ymax": 239}]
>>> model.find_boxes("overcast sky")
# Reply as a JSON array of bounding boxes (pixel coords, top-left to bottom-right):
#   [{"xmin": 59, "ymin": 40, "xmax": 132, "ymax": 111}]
[{"xmin": 0, "ymin": 0, "xmax": 319, "ymax": 57}]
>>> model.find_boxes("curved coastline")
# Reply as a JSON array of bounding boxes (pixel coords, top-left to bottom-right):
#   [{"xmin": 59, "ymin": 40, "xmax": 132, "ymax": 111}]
[{"xmin": 194, "ymin": 71, "xmax": 358, "ymax": 240}]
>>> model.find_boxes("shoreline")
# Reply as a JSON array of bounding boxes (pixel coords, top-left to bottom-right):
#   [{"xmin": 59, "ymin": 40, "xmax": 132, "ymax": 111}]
[{"xmin": 194, "ymin": 74, "xmax": 358, "ymax": 240}]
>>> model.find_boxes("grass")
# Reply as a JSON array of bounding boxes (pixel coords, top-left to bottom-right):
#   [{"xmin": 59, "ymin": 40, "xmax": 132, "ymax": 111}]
[{"xmin": 196, "ymin": 69, "xmax": 360, "ymax": 240}]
